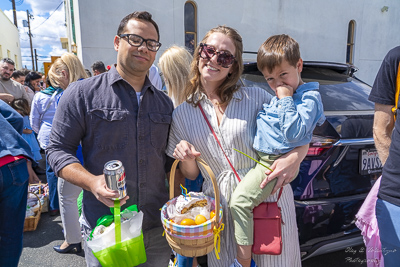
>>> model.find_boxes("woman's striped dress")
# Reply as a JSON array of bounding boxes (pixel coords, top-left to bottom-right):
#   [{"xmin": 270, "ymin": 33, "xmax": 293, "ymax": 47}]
[{"xmin": 167, "ymin": 87, "xmax": 301, "ymax": 267}]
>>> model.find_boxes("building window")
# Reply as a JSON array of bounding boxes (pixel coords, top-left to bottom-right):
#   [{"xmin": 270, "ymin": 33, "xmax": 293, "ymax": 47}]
[
  {"xmin": 7, "ymin": 50, "xmax": 11, "ymax": 58},
  {"xmin": 184, "ymin": 1, "xmax": 197, "ymax": 54},
  {"xmin": 14, "ymin": 55, "xmax": 18, "ymax": 69},
  {"xmin": 346, "ymin": 20, "xmax": 356, "ymax": 64},
  {"xmin": 0, "ymin": 45, "xmax": 2, "ymax": 59}
]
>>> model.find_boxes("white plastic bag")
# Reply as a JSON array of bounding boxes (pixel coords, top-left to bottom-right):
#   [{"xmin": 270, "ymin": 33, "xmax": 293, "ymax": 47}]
[{"xmin": 87, "ymin": 210, "xmax": 144, "ymax": 253}]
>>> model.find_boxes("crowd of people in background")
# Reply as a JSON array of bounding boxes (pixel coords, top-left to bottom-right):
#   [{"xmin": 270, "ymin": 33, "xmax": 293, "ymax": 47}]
[
  {"xmin": 0, "ymin": 56, "xmax": 108, "ymax": 266},
  {"xmin": 1, "ymin": 8, "xmax": 400, "ymax": 267}
]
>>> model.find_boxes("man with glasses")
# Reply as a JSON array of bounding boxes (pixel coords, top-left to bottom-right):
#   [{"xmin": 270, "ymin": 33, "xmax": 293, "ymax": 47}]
[{"xmin": 47, "ymin": 11, "xmax": 174, "ymax": 266}]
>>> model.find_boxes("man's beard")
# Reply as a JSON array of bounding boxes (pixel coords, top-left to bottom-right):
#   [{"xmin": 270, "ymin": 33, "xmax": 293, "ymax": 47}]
[{"xmin": 0, "ymin": 75, "xmax": 10, "ymax": 81}]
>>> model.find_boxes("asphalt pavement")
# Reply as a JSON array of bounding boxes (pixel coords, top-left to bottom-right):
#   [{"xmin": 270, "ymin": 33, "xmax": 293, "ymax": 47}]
[
  {"xmin": 19, "ymin": 214, "xmax": 367, "ymax": 267},
  {"xmin": 19, "ymin": 212, "xmax": 86, "ymax": 267},
  {"xmin": 19, "ymin": 220, "xmax": 367, "ymax": 267}
]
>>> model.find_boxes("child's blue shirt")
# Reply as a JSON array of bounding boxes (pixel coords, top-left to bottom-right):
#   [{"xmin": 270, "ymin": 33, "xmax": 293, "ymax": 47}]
[{"xmin": 253, "ymin": 82, "xmax": 326, "ymax": 154}]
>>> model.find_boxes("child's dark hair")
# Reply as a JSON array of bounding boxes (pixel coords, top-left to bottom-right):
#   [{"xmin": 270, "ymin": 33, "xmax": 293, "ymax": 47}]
[
  {"xmin": 257, "ymin": 34, "xmax": 300, "ymax": 73},
  {"xmin": 11, "ymin": 98, "xmax": 30, "ymax": 116}
]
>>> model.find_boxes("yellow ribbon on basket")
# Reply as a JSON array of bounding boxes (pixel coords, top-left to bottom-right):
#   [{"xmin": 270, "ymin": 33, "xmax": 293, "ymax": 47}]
[{"xmin": 213, "ymin": 223, "xmax": 225, "ymax": 260}]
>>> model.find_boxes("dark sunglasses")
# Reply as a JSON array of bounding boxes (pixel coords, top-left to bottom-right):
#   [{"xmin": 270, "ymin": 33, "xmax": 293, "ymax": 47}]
[
  {"xmin": 199, "ymin": 43, "xmax": 236, "ymax": 68},
  {"xmin": 119, "ymin": 34, "xmax": 162, "ymax": 52}
]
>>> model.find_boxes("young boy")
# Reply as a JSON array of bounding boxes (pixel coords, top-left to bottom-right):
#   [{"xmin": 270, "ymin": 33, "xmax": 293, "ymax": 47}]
[{"xmin": 229, "ymin": 34, "xmax": 326, "ymax": 267}]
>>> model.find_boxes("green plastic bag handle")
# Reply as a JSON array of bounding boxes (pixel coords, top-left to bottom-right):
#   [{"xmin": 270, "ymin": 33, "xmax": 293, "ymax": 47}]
[
  {"xmin": 88, "ymin": 203, "xmax": 138, "ymax": 241},
  {"xmin": 114, "ymin": 199, "xmax": 121, "ymax": 247}
]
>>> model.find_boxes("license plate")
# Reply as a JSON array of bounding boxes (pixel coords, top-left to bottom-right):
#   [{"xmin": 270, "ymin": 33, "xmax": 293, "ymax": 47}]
[{"xmin": 359, "ymin": 148, "xmax": 383, "ymax": 175}]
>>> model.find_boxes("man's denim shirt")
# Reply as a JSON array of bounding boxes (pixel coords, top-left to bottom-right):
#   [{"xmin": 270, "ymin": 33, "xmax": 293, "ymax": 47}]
[
  {"xmin": 0, "ymin": 100, "xmax": 33, "ymax": 160},
  {"xmin": 47, "ymin": 66, "xmax": 174, "ymax": 231}
]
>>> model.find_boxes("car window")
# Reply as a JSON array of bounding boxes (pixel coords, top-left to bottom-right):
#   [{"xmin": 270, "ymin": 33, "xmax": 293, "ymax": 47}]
[{"xmin": 240, "ymin": 66, "xmax": 375, "ymax": 112}]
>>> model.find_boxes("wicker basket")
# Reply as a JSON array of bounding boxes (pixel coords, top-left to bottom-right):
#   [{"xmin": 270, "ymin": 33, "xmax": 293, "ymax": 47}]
[
  {"xmin": 161, "ymin": 158, "xmax": 223, "ymax": 257},
  {"xmin": 24, "ymin": 192, "xmax": 42, "ymax": 232},
  {"xmin": 29, "ymin": 182, "xmax": 48, "ymax": 213}
]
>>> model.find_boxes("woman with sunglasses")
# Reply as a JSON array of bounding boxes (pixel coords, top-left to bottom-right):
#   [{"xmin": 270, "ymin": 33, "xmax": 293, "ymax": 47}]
[{"xmin": 167, "ymin": 26, "xmax": 304, "ymax": 267}]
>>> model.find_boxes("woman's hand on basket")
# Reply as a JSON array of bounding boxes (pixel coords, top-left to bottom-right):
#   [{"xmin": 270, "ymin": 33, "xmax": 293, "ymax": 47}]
[
  {"xmin": 173, "ymin": 140, "xmax": 201, "ymax": 161},
  {"xmin": 173, "ymin": 140, "xmax": 201, "ymax": 180}
]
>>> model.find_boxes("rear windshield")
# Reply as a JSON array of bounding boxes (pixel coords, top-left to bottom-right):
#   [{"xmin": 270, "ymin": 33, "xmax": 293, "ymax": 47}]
[{"xmin": 240, "ymin": 66, "xmax": 375, "ymax": 112}]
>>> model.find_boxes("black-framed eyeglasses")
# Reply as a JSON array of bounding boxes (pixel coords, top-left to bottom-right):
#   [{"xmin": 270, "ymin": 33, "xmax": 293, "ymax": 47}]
[
  {"xmin": 119, "ymin": 34, "xmax": 162, "ymax": 52},
  {"xmin": 199, "ymin": 43, "xmax": 236, "ymax": 68}
]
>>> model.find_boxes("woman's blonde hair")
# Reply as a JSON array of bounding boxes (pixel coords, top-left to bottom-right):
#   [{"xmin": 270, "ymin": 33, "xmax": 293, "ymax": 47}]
[
  {"xmin": 48, "ymin": 52, "xmax": 88, "ymax": 88},
  {"xmin": 158, "ymin": 46, "xmax": 193, "ymax": 106},
  {"xmin": 185, "ymin": 25, "xmax": 243, "ymax": 106}
]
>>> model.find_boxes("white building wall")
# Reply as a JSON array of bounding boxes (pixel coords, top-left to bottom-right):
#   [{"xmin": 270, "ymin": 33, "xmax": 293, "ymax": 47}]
[
  {"xmin": 0, "ymin": 9, "xmax": 22, "ymax": 69},
  {"xmin": 66, "ymin": 0, "xmax": 400, "ymax": 85}
]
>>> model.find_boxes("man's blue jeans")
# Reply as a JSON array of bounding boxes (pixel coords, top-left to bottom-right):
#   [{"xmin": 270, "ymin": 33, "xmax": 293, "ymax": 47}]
[
  {"xmin": 0, "ymin": 158, "xmax": 29, "ymax": 267},
  {"xmin": 376, "ymin": 198, "xmax": 400, "ymax": 267},
  {"xmin": 46, "ymin": 156, "xmax": 59, "ymax": 211}
]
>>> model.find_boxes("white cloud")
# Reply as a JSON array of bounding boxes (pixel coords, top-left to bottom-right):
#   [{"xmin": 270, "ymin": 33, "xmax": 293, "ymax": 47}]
[
  {"xmin": 4, "ymin": 3, "xmax": 67, "ymax": 70},
  {"xmin": 49, "ymin": 45, "xmax": 67, "ymax": 57},
  {"xmin": 25, "ymin": 0, "xmax": 63, "ymax": 16}
]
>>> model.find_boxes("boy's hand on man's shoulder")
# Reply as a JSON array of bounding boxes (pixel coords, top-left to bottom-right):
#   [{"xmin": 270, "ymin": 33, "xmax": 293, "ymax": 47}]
[{"xmin": 276, "ymin": 85, "xmax": 294, "ymax": 99}]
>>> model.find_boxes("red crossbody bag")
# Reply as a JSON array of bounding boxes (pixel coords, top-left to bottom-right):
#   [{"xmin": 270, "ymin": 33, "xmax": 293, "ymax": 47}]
[{"xmin": 198, "ymin": 103, "xmax": 283, "ymax": 255}]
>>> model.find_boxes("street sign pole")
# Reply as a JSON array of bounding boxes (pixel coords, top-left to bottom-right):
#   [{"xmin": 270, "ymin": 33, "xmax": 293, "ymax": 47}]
[{"xmin": 26, "ymin": 10, "xmax": 34, "ymax": 71}]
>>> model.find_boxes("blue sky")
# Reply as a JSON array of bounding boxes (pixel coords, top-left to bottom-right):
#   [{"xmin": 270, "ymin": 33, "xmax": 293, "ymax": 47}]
[{"xmin": 0, "ymin": 0, "xmax": 67, "ymax": 71}]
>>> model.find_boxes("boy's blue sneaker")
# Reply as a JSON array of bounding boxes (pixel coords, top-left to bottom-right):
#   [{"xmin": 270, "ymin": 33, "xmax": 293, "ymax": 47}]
[{"xmin": 230, "ymin": 258, "xmax": 258, "ymax": 267}]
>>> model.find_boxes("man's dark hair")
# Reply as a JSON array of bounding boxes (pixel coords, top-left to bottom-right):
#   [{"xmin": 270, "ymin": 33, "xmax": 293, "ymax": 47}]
[
  {"xmin": 0, "ymin": 58, "xmax": 15, "ymax": 66},
  {"xmin": 91, "ymin": 61, "xmax": 106, "ymax": 73},
  {"xmin": 11, "ymin": 70, "xmax": 24, "ymax": 79},
  {"xmin": 85, "ymin": 69, "xmax": 92, "ymax": 77},
  {"xmin": 20, "ymin": 68, "xmax": 30, "ymax": 76},
  {"xmin": 117, "ymin": 11, "xmax": 160, "ymax": 41}
]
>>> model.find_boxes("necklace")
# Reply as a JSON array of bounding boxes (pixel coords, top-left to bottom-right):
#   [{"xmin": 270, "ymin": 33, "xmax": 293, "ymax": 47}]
[
  {"xmin": 211, "ymin": 100, "xmax": 226, "ymax": 114},
  {"xmin": 212, "ymin": 100, "xmax": 222, "ymax": 106}
]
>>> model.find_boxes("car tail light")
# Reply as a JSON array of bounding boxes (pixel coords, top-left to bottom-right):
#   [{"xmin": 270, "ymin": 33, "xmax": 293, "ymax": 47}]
[
  {"xmin": 307, "ymin": 136, "xmax": 337, "ymax": 156},
  {"xmin": 307, "ymin": 147, "xmax": 331, "ymax": 156}
]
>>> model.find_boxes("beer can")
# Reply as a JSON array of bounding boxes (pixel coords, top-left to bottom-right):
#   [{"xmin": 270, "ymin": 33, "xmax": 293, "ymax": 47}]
[{"xmin": 103, "ymin": 160, "xmax": 127, "ymax": 200}]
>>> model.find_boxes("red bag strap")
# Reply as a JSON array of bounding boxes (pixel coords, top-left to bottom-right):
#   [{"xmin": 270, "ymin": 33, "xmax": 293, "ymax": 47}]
[
  {"xmin": 198, "ymin": 103, "xmax": 241, "ymax": 182},
  {"xmin": 198, "ymin": 102, "xmax": 284, "ymax": 201}
]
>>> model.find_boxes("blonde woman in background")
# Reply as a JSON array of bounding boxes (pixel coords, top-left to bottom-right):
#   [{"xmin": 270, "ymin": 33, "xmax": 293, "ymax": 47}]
[
  {"xmin": 159, "ymin": 46, "xmax": 206, "ymax": 267},
  {"xmin": 158, "ymin": 45, "xmax": 193, "ymax": 107},
  {"xmin": 31, "ymin": 52, "xmax": 87, "ymax": 253}
]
